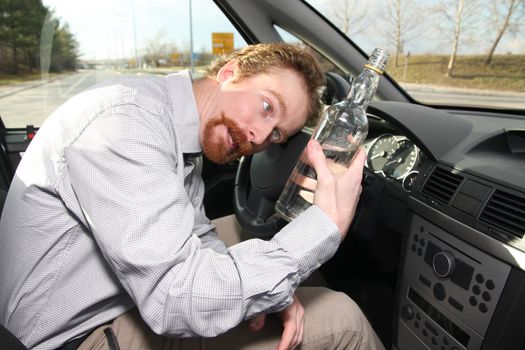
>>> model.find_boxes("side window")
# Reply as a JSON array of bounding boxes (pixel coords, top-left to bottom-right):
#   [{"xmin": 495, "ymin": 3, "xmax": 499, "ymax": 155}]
[
  {"xmin": 274, "ymin": 25, "xmax": 350, "ymax": 113},
  {"xmin": 274, "ymin": 25, "xmax": 344, "ymax": 76},
  {"xmin": 0, "ymin": 0, "xmax": 247, "ymax": 128}
]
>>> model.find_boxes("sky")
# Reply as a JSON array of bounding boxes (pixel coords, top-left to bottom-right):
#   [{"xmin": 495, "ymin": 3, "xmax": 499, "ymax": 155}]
[
  {"xmin": 308, "ymin": 0, "xmax": 525, "ymax": 56},
  {"xmin": 42, "ymin": 0, "xmax": 247, "ymax": 60},
  {"xmin": 43, "ymin": 0, "xmax": 524, "ymax": 60}
]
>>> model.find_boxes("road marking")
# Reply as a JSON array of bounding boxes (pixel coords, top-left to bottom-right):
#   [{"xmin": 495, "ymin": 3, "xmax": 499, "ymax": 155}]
[{"xmin": 60, "ymin": 71, "xmax": 93, "ymax": 97}]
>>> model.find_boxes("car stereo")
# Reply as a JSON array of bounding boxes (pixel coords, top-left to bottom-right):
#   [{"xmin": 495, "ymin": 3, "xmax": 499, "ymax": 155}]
[{"xmin": 396, "ymin": 214, "xmax": 511, "ymax": 349}]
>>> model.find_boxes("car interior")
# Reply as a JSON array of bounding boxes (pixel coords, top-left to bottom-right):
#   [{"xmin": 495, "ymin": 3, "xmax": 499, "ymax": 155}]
[{"xmin": 1, "ymin": 0, "xmax": 524, "ymax": 349}]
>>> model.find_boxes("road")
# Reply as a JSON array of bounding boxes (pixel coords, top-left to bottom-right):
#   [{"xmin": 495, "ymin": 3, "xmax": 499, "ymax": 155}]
[
  {"xmin": 1, "ymin": 70, "xmax": 524, "ymax": 128},
  {"xmin": 0, "ymin": 70, "xmax": 126, "ymax": 127},
  {"xmin": 401, "ymin": 83, "xmax": 525, "ymax": 110}
]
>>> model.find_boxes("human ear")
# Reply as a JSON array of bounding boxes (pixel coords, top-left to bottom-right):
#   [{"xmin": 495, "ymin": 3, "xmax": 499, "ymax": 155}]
[{"xmin": 217, "ymin": 60, "xmax": 237, "ymax": 82}]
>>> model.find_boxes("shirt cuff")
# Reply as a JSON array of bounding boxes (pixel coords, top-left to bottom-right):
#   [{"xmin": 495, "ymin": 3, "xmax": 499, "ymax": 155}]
[{"xmin": 272, "ymin": 205, "xmax": 340, "ymax": 282}]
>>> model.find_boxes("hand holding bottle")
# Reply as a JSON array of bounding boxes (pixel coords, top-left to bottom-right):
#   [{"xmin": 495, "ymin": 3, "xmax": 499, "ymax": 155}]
[
  {"xmin": 305, "ymin": 139, "xmax": 366, "ymax": 238},
  {"xmin": 275, "ymin": 48, "xmax": 388, "ymax": 222}
]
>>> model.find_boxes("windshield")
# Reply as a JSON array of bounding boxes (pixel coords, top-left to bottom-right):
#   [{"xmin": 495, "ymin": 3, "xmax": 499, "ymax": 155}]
[
  {"xmin": 306, "ymin": 0, "xmax": 525, "ymax": 111},
  {"xmin": 0, "ymin": 0, "xmax": 247, "ymax": 128},
  {"xmin": 1, "ymin": 0, "xmax": 523, "ymax": 129}
]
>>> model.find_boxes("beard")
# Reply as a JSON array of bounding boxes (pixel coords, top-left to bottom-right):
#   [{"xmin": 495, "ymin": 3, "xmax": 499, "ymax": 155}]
[{"xmin": 202, "ymin": 113, "xmax": 253, "ymax": 164}]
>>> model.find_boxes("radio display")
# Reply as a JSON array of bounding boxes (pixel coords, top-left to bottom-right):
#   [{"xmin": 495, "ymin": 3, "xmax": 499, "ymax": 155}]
[{"xmin": 408, "ymin": 287, "xmax": 470, "ymax": 347}]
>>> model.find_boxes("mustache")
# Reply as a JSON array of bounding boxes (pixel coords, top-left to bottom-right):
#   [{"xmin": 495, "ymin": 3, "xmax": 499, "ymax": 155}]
[
  {"xmin": 202, "ymin": 113, "xmax": 254, "ymax": 164},
  {"xmin": 214, "ymin": 113, "xmax": 253, "ymax": 155}
]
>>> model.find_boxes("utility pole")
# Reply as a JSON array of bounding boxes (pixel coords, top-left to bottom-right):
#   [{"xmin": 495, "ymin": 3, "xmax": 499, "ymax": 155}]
[
  {"xmin": 189, "ymin": 0, "xmax": 194, "ymax": 73},
  {"xmin": 132, "ymin": 0, "xmax": 139, "ymax": 68}
]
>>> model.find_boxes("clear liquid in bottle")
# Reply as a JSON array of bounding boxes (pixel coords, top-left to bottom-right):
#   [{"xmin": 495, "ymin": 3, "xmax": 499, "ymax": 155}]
[{"xmin": 275, "ymin": 48, "xmax": 389, "ymax": 222}]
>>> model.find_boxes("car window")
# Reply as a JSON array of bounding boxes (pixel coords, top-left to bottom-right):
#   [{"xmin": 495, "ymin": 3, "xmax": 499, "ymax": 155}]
[
  {"xmin": 306, "ymin": 0, "xmax": 525, "ymax": 111},
  {"xmin": 274, "ymin": 25, "xmax": 345, "ymax": 77},
  {"xmin": 0, "ymin": 0, "xmax": 247, "ymax": 128}
]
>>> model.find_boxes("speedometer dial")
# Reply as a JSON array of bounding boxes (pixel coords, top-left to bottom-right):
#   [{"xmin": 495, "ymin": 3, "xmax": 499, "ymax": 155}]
[
  {"xmin": 382, "ymin": 139, "xmax": 419, "ymax": 179},
  {"xmin": 367, "ymin": 135, "xmax": 419, "ymax": 179},
  {"xmin": 367, "ymin": 135, "xmax": 399, "ymax": 173}
]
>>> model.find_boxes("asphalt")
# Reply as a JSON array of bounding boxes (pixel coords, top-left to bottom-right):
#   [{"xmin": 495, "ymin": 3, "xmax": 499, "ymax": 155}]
[
  {"xmin": 1, "ymin": 73, "xmax": 524, "ymax": 99},
  {"xmin": 400, "ymin": 82, "xmax": 525, "ymax": 98},
  {"xmin": 0, "ymin": 76, "xmax": 61, "ymax": 99}
]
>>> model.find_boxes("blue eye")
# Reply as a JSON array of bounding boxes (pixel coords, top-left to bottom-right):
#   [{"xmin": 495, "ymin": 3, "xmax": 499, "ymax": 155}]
[
  {"xmin": 270, "ymin": 128, "xmax": 282, "ymax": 143},
  {"xmin": 263, "ymin": 100, "xmax": 272, "ymax": 114}
]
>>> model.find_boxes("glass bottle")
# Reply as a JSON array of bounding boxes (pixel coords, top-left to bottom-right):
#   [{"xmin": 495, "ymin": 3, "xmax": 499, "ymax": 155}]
[{"xmin": 274, "ymin": 48, "xmax": 389, "ymax": 222}]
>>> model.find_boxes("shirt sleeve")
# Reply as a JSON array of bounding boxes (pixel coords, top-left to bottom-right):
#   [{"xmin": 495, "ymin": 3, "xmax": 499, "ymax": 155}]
[{"xmin": 63, "ymin": 106, "xmax": 340, "ymax": 338}]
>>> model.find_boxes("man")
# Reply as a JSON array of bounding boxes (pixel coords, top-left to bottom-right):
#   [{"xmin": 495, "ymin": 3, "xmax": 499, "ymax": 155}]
[{"xmin": 0, "ymin": 43, "xmax": 383, "ymax": 349}]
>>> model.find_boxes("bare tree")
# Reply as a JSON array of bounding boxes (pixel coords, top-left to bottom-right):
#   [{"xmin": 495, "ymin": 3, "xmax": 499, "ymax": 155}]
[
  {"xmin": 436, "ymin": 0, "xmax": 480, "ymax": 77},
  {"xmin": 144, "ymin": 28, "xmax": 174, "ymax": 67},
  {"xmin": 325, "ymin": 0, "xmax": 368, "ymax": 36},
  {"xmin": 447, "ymin": 0, "xmax": 464, "ymax": 76},
  {"xmin": 485, "ymin": 0, "xmax": 525, "ymax": 64},
  {"xmin": 377, "ymin": 0, "xmax": 422, "ymax": 66}
]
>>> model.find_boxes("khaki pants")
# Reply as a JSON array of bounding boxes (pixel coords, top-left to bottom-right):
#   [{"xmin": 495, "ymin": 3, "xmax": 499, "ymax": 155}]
[
  {"xmin": 79, "ymin": 216, "xmax": 385, "ymax": 350},
  {"xmin": 79, "ymin": 286, "xmax": 384, "ymax": 350}
]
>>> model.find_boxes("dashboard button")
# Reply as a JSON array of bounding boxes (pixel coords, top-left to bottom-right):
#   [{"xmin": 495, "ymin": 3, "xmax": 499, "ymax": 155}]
[
  {"xmin": 479, "ymin": 303, "xmax": 488, "ymax": 313},
  {"xmin": 433, "ymin": 283, "xmax": 446, "ymax": 301},
  {"xmin": 473, "ymin": 285, "xmax": 481, "ymax": 295},
  {"xmin": 486, "ymin": 279, "xmax": 495, "ymax": 290},
  {"xmin": 475, "ymin": 273, "xmax": 484, "ymax": 283},
  {"xmin": 401, "ymin": 304, "xmax": 414, "ymax": 320},
  {"xmin": 433, "ymin": 251, "xmax": 456, "ymax": 278}
]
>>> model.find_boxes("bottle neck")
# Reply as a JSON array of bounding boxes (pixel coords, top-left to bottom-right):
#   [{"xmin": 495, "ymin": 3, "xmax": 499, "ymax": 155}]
[{"xmin": 345, "ymin": 67, "xmax": 382, "ymax": 110}]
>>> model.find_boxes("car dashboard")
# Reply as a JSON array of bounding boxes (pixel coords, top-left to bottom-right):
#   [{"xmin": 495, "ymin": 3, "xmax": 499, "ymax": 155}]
[
  {"xmin": 363, "ymin": 116, "xmax": 427, "ymax": 193},
  {"xmin": 362, "ymin": 101, "xmax": 525, "ymax": 350}
]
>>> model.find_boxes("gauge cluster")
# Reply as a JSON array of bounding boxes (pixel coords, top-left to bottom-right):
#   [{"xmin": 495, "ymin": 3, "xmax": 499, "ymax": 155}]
[{"xmin": 364, "ymin": 134, "xmax": 422, "ymax": 192}]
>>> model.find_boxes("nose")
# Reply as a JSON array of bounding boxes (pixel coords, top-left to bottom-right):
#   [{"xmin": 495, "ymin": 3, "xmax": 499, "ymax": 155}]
[{"xmin": 247, "ymin": 122, "xmax": 274, "ymax": 146}]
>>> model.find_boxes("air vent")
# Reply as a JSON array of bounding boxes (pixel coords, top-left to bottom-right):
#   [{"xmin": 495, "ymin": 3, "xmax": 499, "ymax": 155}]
[
  {"xmin": 479, "ymin": 190, "xmax": 525, "ymax": 239},
  {"xmin": 421, "ymin": 167, "xmax": 463, "ymax": 204}
]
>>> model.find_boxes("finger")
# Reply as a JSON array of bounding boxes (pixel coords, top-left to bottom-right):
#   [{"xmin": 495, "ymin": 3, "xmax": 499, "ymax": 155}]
[
  {"xmin": 337, "ymin": 148, "xmax": 365, "ymax": 186},
  {"xmin": 248, "ymin": 314, "xmax": 266, "ymax": 332},
  {"xmin": 276, "ymin": 319, "xmax": 296, "ymax": 350},
  {"xmin": 347, "ymin": 147, "xmax": 366, "ymax": 175},
  {"xmin": 291, "ymin": 296, "xmax": 304, "ymax": 349},
  {"xmin": 298, "ymin": 189, "xmax": 314, "ymax": 204},
  {"xmin": 293, "ymin": 173, "xmax": 317, "ymax": 191},
  {"xmin": 296, "ymin": 303, "xmax": 305, "ymax": 348},
  {"xmin": 305, "ymin": 140, "xmax": 332, "ymax": 181},
  {"xmin": 297, "ymin": 317, "xmax": 304, "ymax": 349}
]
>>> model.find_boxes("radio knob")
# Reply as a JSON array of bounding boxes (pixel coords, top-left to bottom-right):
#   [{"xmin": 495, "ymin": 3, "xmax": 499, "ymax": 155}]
[
  {"xmin": 433, "ymin": 250, "xmax": 456, "ymax": 278},
  {"xmin": 401, "ymin": 304, "xmax": 414, "ymax": 320}
]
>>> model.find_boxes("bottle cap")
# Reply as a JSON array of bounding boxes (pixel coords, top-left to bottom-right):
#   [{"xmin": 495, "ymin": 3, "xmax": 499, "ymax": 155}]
[{"xmin": 365, "ymin": 48, "xmax": 390, "ymax": 74}]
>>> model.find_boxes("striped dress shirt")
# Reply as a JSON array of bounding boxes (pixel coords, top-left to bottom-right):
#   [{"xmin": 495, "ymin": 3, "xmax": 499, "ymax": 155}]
[{"xmin": 0, "ymin": 70, "xmax": 340, "ymax": 349}]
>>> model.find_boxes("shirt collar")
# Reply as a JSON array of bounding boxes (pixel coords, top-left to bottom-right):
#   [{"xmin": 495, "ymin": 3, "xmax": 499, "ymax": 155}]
[{"xmin": 165, "ymin": 70, "xmax": 202, "ymax": 155}]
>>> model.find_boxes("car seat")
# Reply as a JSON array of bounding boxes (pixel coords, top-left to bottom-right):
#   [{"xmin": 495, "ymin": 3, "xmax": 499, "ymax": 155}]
[
  {"xmin": 0, "ymin": 323, "xmax": 27, "ymax": 350},
  {"xmin": 0, "ymin": 116, "xmax": 14, "ymax": 216}
]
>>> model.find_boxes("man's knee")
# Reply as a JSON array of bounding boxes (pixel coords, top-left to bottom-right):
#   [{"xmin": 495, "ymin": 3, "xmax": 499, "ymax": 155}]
[
  {"xmin": 296, "ymin": 287, "xmax": 384, "ymax": 350},
  {"xmin": 298, "ymin": 287, "xmax": 365, "ymax": 330}
]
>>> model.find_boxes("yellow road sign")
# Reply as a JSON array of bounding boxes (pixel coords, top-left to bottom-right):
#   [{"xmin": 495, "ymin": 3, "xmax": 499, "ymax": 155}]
[{"xmin": 212, "ymin": 32, "xmax": 234, "ymax": 55}]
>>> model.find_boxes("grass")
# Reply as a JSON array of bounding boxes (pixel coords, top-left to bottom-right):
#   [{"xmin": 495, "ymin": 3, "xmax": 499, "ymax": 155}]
[
  {"xmin": 0, "ymin": 71, "xmax": 65, "ymax": 86},
  {"xmin": 387, "ymin": 54, "xmax": 525, "ymax": 92},
  {"xmin": 1, "ymin": 55, "xmax": 524, "ymax": 92}
]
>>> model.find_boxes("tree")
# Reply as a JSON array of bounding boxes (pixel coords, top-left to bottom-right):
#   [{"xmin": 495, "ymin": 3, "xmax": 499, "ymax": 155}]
[
  {"xmin": 324, "ymin": 0, "xmax": 368, "ymax": 36},
  {"xmin": 435, "ymin": 0, "xmax": 480, "ymax": 77},
  {"xmin": 377, "ymin": 0, "xmax": 422, "ymax": 66},
  {"xmin": 447, "ymin": 0, "xmax": 464, "ymax": 76},
  {"xmin": 50, "ymin": 22, "xmax": 78, "ymax": 72},
  {"xmin": 0, "ymin": 0, "xmax": 78, "ymax": 74},
  {"xmin": 144, "ymin": 28, "xmax": 174, "ymax": 67},
  {"xmin": 0, "ymin": 0, "xmax": 47, "ymax": 74},
  {"xmin": 484, "ymin": 0, "xmax": 525, "ymax": 64}
]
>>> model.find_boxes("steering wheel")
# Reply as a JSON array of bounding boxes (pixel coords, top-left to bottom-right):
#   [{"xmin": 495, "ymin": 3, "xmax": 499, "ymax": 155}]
[{"xmin": 233, "ymin": 72, "xmax": 351, "ymax": 238}]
